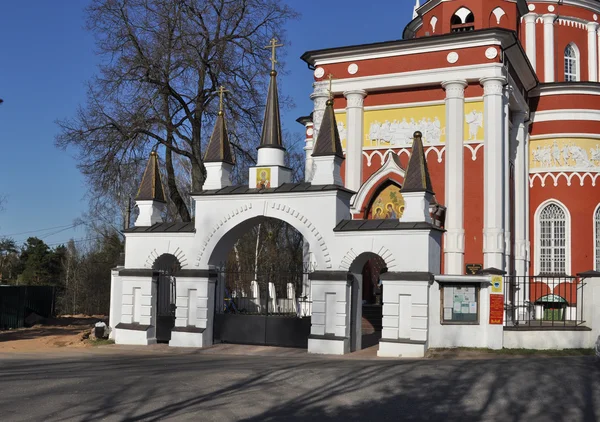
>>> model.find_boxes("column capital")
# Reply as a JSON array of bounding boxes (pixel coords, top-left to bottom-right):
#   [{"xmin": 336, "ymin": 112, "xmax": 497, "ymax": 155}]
[
  {"xmin": 480, "ymin": 76, "xmax": 506, "ymax": 95},
  {"xmin": 310, "ymin": 85, "xmax": 330, "ymax": 101},
  {"xmin": 542, "ymin": 13, "xmax": 556, "ymax": 24},
  {"xmin": 588, "ymin": 21, "xmax": 599, "ymax": 32},
  {"xmin": 441, "ymin": 80, "xmax": 468, "ymax": 99},
  {"xmin": 343, "ymin": 89, "xmax": 367, "ymax": 108},
  {"xmin": 523, "ymin": 13, "xmax": 537, "ymax": 23}
]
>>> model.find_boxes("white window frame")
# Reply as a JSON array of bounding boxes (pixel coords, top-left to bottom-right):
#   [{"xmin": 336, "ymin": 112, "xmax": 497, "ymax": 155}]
[
  {"xmin": 564, "ymin": 43, "xmax": 580, "ymax": 82},
  {"xmin": 534, "ymin": 199, "xmax": 571, "ymax": 275},
  {"xmin": 594, "ymin": 204, "xmax": 600, "ymax": 271}
]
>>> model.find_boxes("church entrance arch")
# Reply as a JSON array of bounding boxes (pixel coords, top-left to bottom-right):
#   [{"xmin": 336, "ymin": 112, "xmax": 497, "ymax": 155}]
[
  {"xmin": 210, "ymin": 217, "xmax": 313, "ymax": 348},
  {"xmin": 152, "ymin": 254, "xmax": 181, "ymax": 343},
  {"xmin": 348, "ymin": 252, "xmax": 388, "ymax": 352}
]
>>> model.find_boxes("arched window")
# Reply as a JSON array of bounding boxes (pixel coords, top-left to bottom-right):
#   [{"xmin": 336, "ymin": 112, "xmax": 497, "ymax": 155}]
[
  {"xmin": 451, "ymin": 7, "xmax": 475, "ymax": 32},
  {"xmin": 595, "ymin": 206, "xmax": 600, "ymax": 270},
  {"xmin": 366, "ymin": 181, "xmax": 405, "ymax": 220},
  {"xmin": 537, "ymin": 202, "xmax": 569, "ymax": 274},
  {"xmin": 564, "ymin": 44, "xmax": 579, "ymax": 82}
]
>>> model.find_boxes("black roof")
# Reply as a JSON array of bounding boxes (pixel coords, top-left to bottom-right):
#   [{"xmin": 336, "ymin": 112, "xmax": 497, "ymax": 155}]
[
  {"xmin": 124, "ymin": 222, "xmax": 195, "ymax": 233},
  {"xmin": 259, "ymin": 70, "xmax": 284, "ymax": 150},
  {"xmin": 312, "ymin": 99, "xmax": 344, "ymax": 158},
  {"xmin": 192, "ymin": 182, "xmax": 354, "ymax": 196},
  {"xmin": 204, "ymin": 112, "xmax": 234, "ymax": 165},
  {"xmin": 136, "ymin": 152, "xmax": 166, "ymax": 203},
  {"xmin": 334, "ymin": 219, "xmax": 443, "ymax": 232},
  {"xmin": 402, "ymin": 131, "xmax": 434, "ymax": 194}
]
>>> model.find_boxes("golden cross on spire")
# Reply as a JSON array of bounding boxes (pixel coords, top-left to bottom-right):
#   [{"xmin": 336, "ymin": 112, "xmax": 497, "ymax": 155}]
[
  {"xmin": 327, "ymin": 74, "xmax": 335, "ymax": 100},
  {"xmin": 217, "ymin": 85, "xmax": 228, "ymax": 114},
  {"xmin": 265, "ymin": 37, "xmax": 283, "ymax": 71}
]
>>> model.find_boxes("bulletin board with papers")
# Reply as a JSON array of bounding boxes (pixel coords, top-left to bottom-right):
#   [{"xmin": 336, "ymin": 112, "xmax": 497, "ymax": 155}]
[{"xmin": 442, "ymin": 285, "xmax": 479, "ymax": 323}]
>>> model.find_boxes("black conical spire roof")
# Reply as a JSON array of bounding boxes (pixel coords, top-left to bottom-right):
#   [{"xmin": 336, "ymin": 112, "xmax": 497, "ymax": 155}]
[
  {"xmin": 204, "ymin": 111, "xmax": 234, "ymax": 165},
  {"xmin": 312, "ymin": 98, "xmax": 344, "ymax": 158},
  {"xmin": 136, "ymin": 151, "xmax": 166, "ymax": 202},
  {"xmin": 259, "ymin": 70, "xmax": 284, "ymax": 149},
  {"xmin": 402, "ymin": 131, "xmax": 434, "ymax": 194}
]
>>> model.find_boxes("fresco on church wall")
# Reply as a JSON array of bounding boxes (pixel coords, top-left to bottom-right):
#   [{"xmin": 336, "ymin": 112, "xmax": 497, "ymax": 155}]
[
  {"xmin": 367, "ymin": 184, "xmax": 405, "ymax": 219},
  {"xmin": 530, "ymin": 138, "xmax": 600, "ymax": 172},
  {"xmin": 335, "ymin": 101, "xmax": 484, "ymax": 149},
  {"xmin": 256, "ymin": 168, "xmax": 271, "ymax": 189}
]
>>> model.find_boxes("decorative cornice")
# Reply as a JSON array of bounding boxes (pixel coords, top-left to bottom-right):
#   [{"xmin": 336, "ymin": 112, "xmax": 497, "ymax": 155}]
[{"xmin": 442, "ymin": 80, "xmax": 467, "ymax": 99}]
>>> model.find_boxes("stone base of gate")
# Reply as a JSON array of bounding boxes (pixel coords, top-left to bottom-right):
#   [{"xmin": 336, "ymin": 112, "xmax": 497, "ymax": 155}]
[
  {"xmin": 308, "ymin": 334, "xmax": 349, "ymax": 355},
  {"xmin": 377, "ymin": 339, "xmax": 426, "ymax": 358},
  {"xmin": 169, "ymin": 327, "xmax": 207, "ymax": 348},
  {"xmin": 114, "ymin": 323, "xmax": 157, "ymax": 345}
]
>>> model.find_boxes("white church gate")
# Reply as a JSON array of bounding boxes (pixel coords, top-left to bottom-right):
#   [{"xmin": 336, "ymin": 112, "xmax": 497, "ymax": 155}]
[
  {"xmin": 213, "ymin": 265, "xmax": 312, "ymax": 348},
  {"xmin": 152, "ymin": 254, "xmax": 180, "ymax": 343}
]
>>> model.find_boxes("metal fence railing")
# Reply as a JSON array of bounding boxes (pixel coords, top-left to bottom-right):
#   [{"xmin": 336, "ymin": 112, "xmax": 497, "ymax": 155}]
[
  {"xmin": 0, "ymin": 286, "xmax": 56, "ymax": 330},
  {"xmin": 503, "ymin": 275, "xmax": 585, "ymax": 328}
]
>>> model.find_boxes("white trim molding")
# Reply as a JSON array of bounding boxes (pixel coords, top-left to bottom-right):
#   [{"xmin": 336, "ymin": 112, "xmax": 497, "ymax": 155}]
[{"xmin": 531, "ymin": 109, "xmax": 600, "ymax": 122}]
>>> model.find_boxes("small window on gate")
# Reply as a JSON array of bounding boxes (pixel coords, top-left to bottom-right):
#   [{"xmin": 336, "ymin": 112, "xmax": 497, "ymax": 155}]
[{"xmin": 441, "ymin": 284, "xmax": 479, "ymax": 324}]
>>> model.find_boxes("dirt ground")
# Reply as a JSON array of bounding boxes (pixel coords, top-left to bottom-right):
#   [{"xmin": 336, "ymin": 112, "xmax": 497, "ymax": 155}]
[{"xmin": 0, "ymin": 315, "xmax": 107, "ymax": 352}]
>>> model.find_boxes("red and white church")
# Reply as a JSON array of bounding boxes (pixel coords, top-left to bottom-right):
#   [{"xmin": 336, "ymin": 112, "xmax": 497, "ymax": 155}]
[{"xmin": 300, "ymin": 0, "xmax": 600, "ymax": 281}]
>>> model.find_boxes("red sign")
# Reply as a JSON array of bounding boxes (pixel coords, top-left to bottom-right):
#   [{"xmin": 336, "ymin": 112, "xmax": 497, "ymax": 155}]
[{"xmin": 489, "ymin": 294, "xmax": 504, "ymax": 325}]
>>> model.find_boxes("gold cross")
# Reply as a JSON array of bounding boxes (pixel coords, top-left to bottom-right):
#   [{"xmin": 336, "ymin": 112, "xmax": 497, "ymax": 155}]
[
  {"xmin": 264, "ymin": 37, "xmax": 283, "ymax": 71},
  {"xmin": 217, "ymin": 85, "xmax": 228, "ymax": 114},
  {"xmin": 327, "ymin": 74, "xmax": 334, "ymax": 99}
]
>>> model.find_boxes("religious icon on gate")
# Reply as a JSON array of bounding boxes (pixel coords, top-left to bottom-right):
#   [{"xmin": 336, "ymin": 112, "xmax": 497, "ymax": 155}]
[
  {"xmin": 367, "ymin": 183, "xmax": 405, "ymax": 220},
  {"xmin": 256, "ymin": 168, "xmax": 271, "ymax": 189}
]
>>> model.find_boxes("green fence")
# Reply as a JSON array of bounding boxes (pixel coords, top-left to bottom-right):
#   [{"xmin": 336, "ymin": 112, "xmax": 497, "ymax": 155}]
[{"xmin": 0, "ymin": 286, "xmax": 56, "ymax": 330}]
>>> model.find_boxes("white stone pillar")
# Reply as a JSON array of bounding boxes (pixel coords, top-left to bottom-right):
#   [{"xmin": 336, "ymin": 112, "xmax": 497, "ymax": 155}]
[
  {"xmin": 344, "ymin": 90, "xmax": 367, "ymax": 192},
  {"xmin": 513, "ymin": 111, "xmax": 529, "ymax": 279},
  {"xmin": 588, "ymin": 23, "xmax": 599, "ymax": 82},
  {"xmin": 441, "ymin": 80, "xmax": 467, "ymax": 275},
  {"xmin": 543, "ymin": 14, "xmax": 556, "ymax": 82},
  {"xmin": 481, "ymin": 77, "xmax": 506, "ymax": 271},
  {"xmin": 310, "ymin": 85, "xmax": 329, "ymax": 143},
  {"xmin": 303, "ymin": 121, "xmax": 315, "ymax": 182},
  {"xmin": 524, "ymin": 13, "xmax": 537, "ymax": 71}
]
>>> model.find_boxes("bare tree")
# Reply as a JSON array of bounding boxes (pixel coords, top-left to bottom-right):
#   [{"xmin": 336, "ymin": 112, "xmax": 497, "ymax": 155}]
[{"xmin": 56, "ymin": 0, "xmax": 298, "ymax": 221}]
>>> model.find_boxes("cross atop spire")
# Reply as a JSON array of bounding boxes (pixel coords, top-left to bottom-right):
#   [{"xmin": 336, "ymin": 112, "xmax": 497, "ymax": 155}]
[
  {"xmin": 265, "ymin": 37, "xmax": 283, "ymax": 72},
  {"xmin": 217, "ymin": 85, "xmax": 228, "ymax": 115},
  {"xmin": 327, "ymin": 74, "xmax": 334, "ymax": 100}
]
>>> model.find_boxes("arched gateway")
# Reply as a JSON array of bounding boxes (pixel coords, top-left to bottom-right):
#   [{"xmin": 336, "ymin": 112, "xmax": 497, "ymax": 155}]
[{"xmin": 109, "ymin": 52, "xmax": 442, "ymax": 357}]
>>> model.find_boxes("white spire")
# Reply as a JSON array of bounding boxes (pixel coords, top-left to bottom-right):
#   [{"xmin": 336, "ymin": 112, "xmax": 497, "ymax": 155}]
[{"xmin": 413, "ymin": 0, "xmax": 420, "ymax": 19}]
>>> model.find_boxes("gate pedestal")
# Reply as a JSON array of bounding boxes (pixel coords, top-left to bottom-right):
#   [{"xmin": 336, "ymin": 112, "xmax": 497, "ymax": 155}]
[
  {"xmin": 168, "ymin": 270, "xmax": 216, "ymax": 348},
  {"xmin": 308, "ymin": 271, "xmax": 351, "ymax": 355}
]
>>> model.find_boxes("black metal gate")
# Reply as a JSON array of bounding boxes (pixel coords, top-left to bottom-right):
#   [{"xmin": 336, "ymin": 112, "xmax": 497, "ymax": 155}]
[
  {"xmin": 153, "ymin": 254, "xmax": 180, "ymax": 343},
  {"xmin": 213, "ymin": 268, "xmax": 312, "ymax": 348}
]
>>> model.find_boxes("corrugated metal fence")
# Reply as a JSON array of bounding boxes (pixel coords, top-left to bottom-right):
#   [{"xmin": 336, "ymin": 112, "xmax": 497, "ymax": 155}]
[{"xmin": 0, "ymin": 286, "xmax": 56, "ymax": 330}]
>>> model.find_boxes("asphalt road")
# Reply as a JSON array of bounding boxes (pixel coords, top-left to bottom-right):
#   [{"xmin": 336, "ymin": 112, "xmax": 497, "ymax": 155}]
[{"xmin": 0, "ymin": 348, "xmax": 599, "ymax": 422}]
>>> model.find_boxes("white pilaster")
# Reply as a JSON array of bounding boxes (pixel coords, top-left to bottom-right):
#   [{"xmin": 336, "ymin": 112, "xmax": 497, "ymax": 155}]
[
  {"xmin": 135, "ymin": 200, "xmax": 164, "ymax": 226},
  {"xmin": 442, "ymin": 80, "xmax": 467, "ymax": 275},
  {"xmin": 303, "ymin": 122, "xmax": 315, "ymax": 182},
  {"xmin": 543, "ymin": 14, "xmax": 556, "ymax": 82},
  {"xmin": 524, "ymin": 13, "xmax": 537, "ymax": 71},
  {"xmin": 343, "ymin": 90, "xmax": 367, "ymax": 192},
  {"xmin": 513, "ymin": 111, "xmax": 529, "ymax": 277},
  {"xmin": 481, "ymin": 77, "xmax": 506, "ymax": 270},
  {"xmin": 310, "ymin": 86, "xmax": 329, "ymax": 142},
  {"xmin": 204, "ymin": 162, "xmax": 233, "ymax": 190},
  {"xmin": 588, "ymin": 22, "xmax": 599, "ymax": 82},
  {"xmin": 311, "ymin": 155, "xmax": 343, "ymax": 186}
]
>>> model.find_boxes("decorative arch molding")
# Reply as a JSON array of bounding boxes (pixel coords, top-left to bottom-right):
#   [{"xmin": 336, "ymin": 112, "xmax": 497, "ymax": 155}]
[
  {"xmin": 529, "ymin": 172, "xmax": 600, "ymax": 187},
  {"xmin": 145, "ymin": 247, "xmax": 188, "ymax": 269},
  {"xmin": 339, "ymin": 246, "xmax": 397, "ymax": 272},
  {"xmin": 533, "ymin": 199, "xmax": 572, "ymax": 275},
  {"xmin": 465, "ymin": 143, "xmax": 484, "ymax": 161},
  {"xmin": 351, "ymin": 153, "xmax": 405, "ymax": 214},
  {"xmin": 194, "ymin": 201, "xmax": 332, "ymax": 269},
  {"xmin": 362, "ymin": 146, "xmax": 445, "ymax": 167},
  {"xmin": 453, "ymin": 7, "xmax": 474, "ymax": 24},
  {"xmin": 491, "ymin": 7, "xmax": 506, "ymax": 25}
]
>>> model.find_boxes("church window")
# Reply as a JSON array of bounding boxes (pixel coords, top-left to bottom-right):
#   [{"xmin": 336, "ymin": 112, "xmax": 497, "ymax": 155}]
[
  {"xmin": 451, "ymin": 7, "xmax": 475, "ymax": 33},
  {"xmin": 537, "ymin": 202, "xmax": 569, "ymax": 275},
  {"xmin": 564, "ymin": 44, "xmax": 579, "ymax": 82},
  {"xmin": 595, "ymin": 206, "xmax": 600, "ymax": 271},
  {"xmin": 366, "ymin": 182, "xmax": 405, "ymax": 220}
]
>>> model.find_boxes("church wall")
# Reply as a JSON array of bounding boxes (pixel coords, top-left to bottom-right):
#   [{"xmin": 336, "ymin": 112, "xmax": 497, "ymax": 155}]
[
  {"xmin": 463, "ymin": 148, "xmax": 484, "ymax": 267},
  {"xmin": 555, "ymin": 24, "xmax": 589, "ymax": 82},
  {"xmin": 531, "ymin": 120, "xmax": 600, "ymax": 136},
  {"xmin": 532, "ymin": 93, "xmax": 600, "ymax": 111}
]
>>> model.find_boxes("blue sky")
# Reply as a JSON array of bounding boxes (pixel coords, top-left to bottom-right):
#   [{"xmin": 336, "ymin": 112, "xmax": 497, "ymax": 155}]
[{"xmin": 0, "ymin": 0, "xmax": 414, "ymax": 247}]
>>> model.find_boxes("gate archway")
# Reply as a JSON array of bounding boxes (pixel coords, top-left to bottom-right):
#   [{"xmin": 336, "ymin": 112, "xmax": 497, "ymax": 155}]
[{"xmin": 152, "ymin": 254, "xmax": 181, "ymax": 343}]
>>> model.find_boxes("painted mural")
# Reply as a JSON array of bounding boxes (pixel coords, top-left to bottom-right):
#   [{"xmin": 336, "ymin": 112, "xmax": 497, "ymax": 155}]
[
  {"xmin": 367, "ymin": 184, "xmax": 405, "ymax": 219},
  {"xmin": 256, "ymin": 168, "xmax": 271, "ymax": 188},
  {"xmin": 335, "ymin": 101, "xmax": 484, "ymax": 149},
  {"xmin": 530, "ymin": 138, "xmax": 600, "ymax": 172}
]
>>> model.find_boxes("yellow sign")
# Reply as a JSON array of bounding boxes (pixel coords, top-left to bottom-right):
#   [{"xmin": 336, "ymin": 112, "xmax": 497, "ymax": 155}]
[
  {"xmin": 335, "ymin": 101, "xmax": 484, "ymax": 149},
  {"xmin": 491, "ymin": 276, "xmax": 503, "ymax": 294},
  {"xmin": 256, "ymin": 168, "xmax": 271, "ymax": 189},
  {"xmin": 529, "ymin": 138, "xmax": 600, "ymax": 170}
]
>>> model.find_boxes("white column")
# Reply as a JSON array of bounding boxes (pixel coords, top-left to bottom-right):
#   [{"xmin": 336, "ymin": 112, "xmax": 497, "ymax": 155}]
[
  {"xmin": 588, "ymin": 22, "xmax": 599, "ymax": 82},
  {"xmin": 543, "ymin": 14, "xmax": 556, "ymax": 82},
  {"xmin": 303, "ymin": 121, "xmax": 315, "ymax": 182},
  {"xmin": 310, "ymin": 85, "xmax": 329, "ymax": 143},
  {"xmin": 343, "ymin": 90, "xmax": 367, "ymax": 192},
  {"xmin": 513, "ymin": 111, "xmax": 529, "ymax": 278},
  {"xmin": 504, "ymin": 89, "xmax": 511, "ymax": 274},
  {"xmin": 441, "ymin": 80, "xmax": 467, "ymax": 275},
  {"xmin": 481, "ymin": 77, "xmax": 506, "ymax": 271},
  {"xmin": 524, "ymin": 13, "xmax": 537, "ymax": 71}
]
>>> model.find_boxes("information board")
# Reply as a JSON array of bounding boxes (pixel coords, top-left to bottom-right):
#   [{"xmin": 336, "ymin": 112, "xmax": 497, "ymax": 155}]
[{"xmin": 489, "ymin": 294, "xmax": 504, "ymax": 325}]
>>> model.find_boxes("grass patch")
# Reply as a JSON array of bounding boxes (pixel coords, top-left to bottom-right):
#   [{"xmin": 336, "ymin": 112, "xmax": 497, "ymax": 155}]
[
  {"xmin": 427, "ymin": 347, "xmax": 595, "ymax": 358},
  {"xmin": 87, "ymin": 338, "xmax": 115, "ymax": 347}
]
